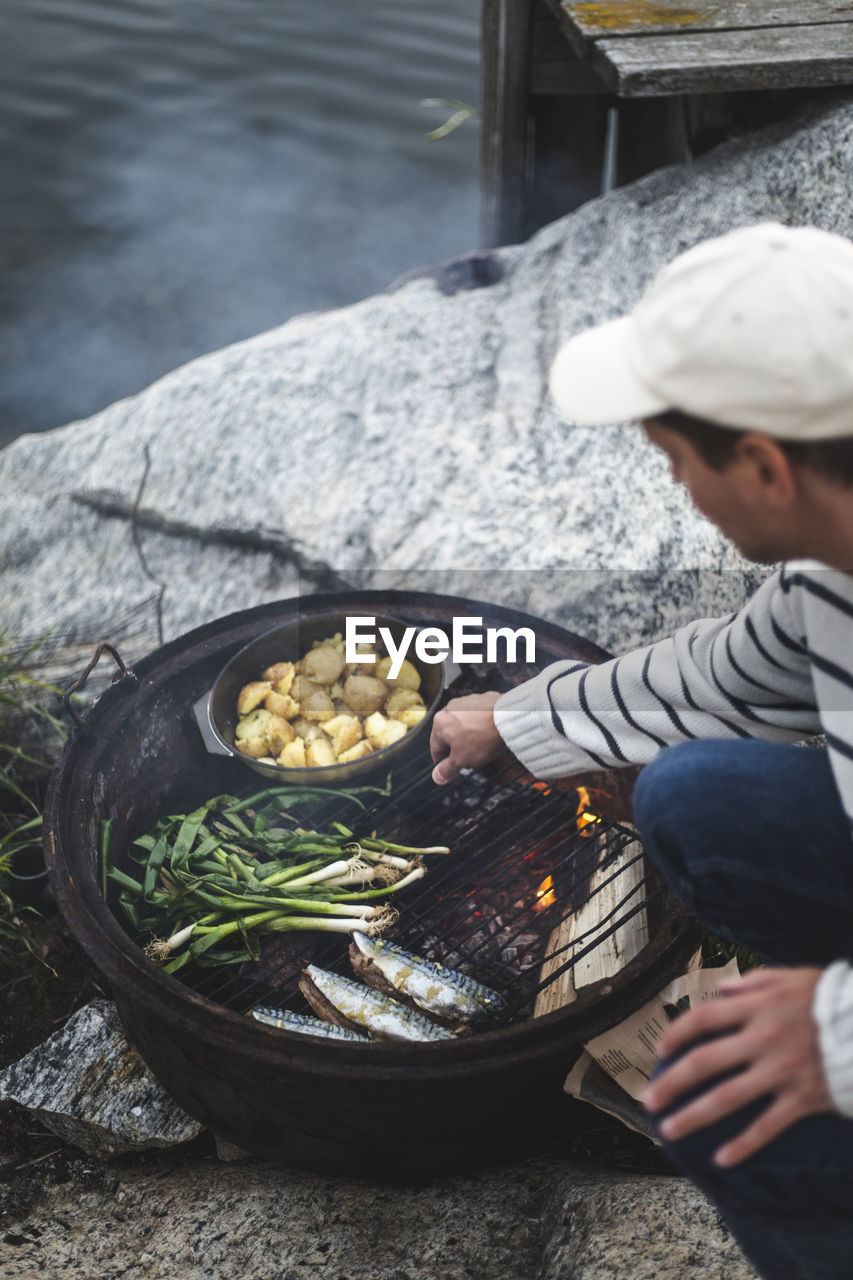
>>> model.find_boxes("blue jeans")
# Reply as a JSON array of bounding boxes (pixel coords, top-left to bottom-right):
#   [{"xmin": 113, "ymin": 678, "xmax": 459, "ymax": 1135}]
[{"xmin": 634, "ymin": 740, "xmax": 853, "ymax": 1280}]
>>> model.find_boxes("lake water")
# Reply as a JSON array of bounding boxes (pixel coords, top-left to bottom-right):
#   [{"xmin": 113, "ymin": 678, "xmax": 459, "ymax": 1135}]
[{"xmin": 0, "ymin": 0, "xmax": 481, "ymax": 446}]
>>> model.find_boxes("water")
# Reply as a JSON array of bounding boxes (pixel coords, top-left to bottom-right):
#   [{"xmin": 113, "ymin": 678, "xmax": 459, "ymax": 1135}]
[{"xmin": 0, "ymin": 0, "xmax": 481, "ymax": 446}]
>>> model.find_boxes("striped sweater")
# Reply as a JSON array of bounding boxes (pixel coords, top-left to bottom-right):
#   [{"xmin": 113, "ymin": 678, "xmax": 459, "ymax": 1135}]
[{"xmin": 493, "ymin": 561, "xmax": 853, "ymax": 1115}]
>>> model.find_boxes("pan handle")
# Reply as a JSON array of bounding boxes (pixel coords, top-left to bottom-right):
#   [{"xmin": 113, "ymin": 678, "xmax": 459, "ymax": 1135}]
[
  {"xmin": 442, "ymin": 659, "xmax": 463, "ymax": 689},
  {"xmin": 64, "ymin": 643, "xmax": 139, "ymax": 731},
  {"xmin": 192, "ymin": 690, "xmax": 234, "ymax": 757}
]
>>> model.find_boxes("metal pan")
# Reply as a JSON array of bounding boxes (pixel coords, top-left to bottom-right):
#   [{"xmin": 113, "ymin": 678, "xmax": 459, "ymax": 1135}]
[{"xmin": 193, "ymin": 611, "xmax": 458, "ymax": 783}]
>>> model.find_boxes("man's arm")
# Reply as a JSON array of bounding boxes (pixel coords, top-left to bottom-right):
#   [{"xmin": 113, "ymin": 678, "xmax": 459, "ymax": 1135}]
[
  {"xmin": 429, "ymin": 571, "xmax": 816, "ymax": 787},
  {"xmin": 495, "ymin": 569, "xmax": 821, "ymax": 780},
  {"xmin": 431, "ymin": 570, "xmax": 819, "ymax": 784}
]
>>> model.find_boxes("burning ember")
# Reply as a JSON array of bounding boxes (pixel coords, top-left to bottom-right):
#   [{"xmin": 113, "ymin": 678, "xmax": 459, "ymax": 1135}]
[
  {"xmin": 575, "ymin": 786, "xmax": 600, "ymax": 836},
  {"xmin": 533, "ymin": 786, "xmax": 601, "ymax": 910},
  {"xmin": 534, "ymin": 875, "xmax": 556, "ymax": 912}
]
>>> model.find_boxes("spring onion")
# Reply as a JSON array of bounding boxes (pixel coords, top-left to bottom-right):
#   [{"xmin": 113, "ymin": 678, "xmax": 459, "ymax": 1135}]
[{"xmin": 102, "ymin": 785, "xmax": 446, "ymax": 973}]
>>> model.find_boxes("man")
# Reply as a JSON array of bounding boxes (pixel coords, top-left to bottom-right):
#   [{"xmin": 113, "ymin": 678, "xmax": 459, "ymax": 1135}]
[{"xmin": 429, "ymin": 223, "xmax": 853, "ymax": 1280}]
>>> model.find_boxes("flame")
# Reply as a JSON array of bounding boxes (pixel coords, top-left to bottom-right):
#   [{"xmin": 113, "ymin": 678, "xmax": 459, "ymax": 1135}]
[
  {"xmin": 533, "ymin": 874, "xmax": 555, "ymax": 912},
  {"xmin": 575, "ymin": 786, "xmax": 600, "ymax": 837},
  {"xmin": 529, "ymin": 786, "xmax": 601, "ymax": 913}
]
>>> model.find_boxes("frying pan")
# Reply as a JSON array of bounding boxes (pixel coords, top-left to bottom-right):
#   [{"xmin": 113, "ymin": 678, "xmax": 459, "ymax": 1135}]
[{"xmin": 193, "ymin": 611, "xmax": 458, "ymax": 783}]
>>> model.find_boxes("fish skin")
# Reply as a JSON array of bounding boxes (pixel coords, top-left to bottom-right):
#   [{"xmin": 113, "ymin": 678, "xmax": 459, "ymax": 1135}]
[
  {"xmin": 301, "ymin": 964, "xmax": 456, "ymax": 1042},
  {"xmin": 350, "ymin": 932, "xmax": 505, "ymax": 1026},
  {"xmin": 250, "ymin": 1007, "xmax": 369, "ymax": 1040}
]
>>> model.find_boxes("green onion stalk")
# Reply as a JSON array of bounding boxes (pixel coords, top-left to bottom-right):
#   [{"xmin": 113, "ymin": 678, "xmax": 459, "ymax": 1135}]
[{"xmin": 101, "ymin": 785, "xmax": 446, "ymax": 973}]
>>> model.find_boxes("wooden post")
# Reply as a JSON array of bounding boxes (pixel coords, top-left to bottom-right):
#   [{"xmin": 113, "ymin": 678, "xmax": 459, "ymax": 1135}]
[{"xmin": 480, "ymin": 0, "xmax": 534, "ymax": 248}]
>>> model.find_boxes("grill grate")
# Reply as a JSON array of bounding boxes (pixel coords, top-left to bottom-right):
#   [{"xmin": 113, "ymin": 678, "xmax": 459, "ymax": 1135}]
[{"xmin": 183, "ymin": 750, "xmax": 668, "ymax": 1028}]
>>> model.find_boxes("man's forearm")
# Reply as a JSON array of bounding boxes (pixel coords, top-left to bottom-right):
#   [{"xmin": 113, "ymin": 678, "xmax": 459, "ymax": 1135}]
[{"xmin": 494, "ymin": 573, "xmax": 819, "ymax": 779}]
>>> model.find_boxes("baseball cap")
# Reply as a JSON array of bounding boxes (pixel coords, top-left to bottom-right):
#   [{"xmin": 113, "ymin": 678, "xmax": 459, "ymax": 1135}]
[{"xmin": 549, "ymin": 222, "xmax": 853, "ymax": 440}]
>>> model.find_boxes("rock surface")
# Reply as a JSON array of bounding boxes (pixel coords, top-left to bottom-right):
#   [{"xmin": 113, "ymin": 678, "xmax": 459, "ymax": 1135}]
[
  {"xmin": 3, "ymin": 97, "xmax": 853, "ymax": 665},
  {"xmin": 0, "ymin": 1004, "xmax": 755, "ymax": 1277},
  {"xmin": 0, "ymin": 1001, "xmax": 202, "ymax": 1158},
  {"xmin": 0, "ymin": 1149, "xmax": 755, "ymax": 1280}
]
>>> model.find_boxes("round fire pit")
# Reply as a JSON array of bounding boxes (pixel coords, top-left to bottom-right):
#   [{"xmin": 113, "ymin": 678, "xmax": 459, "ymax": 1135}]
[{"xmin": 45, "ymin": 590, "xmax": 699, "ymax": 1176}]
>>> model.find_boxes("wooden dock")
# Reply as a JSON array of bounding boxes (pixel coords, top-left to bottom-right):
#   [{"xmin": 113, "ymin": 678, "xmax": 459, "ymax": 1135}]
[{"xmin": 481, "ymin": 0, "xmax": 853, "ymax": 246}]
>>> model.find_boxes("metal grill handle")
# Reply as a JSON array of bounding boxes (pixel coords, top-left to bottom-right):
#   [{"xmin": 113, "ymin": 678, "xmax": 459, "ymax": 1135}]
[{"xmin": 64, "ymin": 642, "xmax": 139, "ymax": 732}]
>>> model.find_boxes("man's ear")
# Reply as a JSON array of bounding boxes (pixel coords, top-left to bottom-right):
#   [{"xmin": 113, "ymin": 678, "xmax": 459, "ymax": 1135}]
[{"xmin": 735, "ymin": 433, "xmax": 798, "ymax": 505}]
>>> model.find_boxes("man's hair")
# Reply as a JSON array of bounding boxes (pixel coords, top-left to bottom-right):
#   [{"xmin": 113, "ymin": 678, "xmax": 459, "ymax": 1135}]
[{"xmin": 657, "ymin": 409, "xmax": 853, "ymax": 487}]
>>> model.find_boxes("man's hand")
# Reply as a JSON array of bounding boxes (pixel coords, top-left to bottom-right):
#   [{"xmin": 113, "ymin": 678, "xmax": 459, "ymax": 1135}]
[
  {"xmin": 641, "ymin": 967, "xmax": 833, "ymax": 1167},
  {"xmin": 429, "ymin": 692, "xmax": 504, "ymax": 785}
]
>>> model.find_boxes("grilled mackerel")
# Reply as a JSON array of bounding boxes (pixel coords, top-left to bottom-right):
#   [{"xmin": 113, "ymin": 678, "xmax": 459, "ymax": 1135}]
[
  {"xmin": 348, "ymin": 931, "xmax": 505, "ymax": 1028},
  {"xmin": 251, "ymin": 1007, "xmax": 369, "ymax": 1041},
  {"xmin": 299, "ymin": 964, "xmax": 456, "ymax": 1042}
]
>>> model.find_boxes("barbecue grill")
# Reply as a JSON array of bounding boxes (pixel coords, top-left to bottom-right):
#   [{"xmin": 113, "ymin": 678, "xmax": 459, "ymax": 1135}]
[{"xmin": 45, "ymin": 590, "xmax": 700, "ymax": 1176}]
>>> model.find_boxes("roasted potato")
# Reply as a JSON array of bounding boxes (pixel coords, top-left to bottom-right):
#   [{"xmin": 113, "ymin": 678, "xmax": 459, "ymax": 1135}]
[
  {"xmin": 343, "ymin": 646, "xmax": 379, "ymax": 678},
  {"xmin": 236, "ymin": 737, "xmax": 273, "ymax": 760},
  {"xmin": 342, "ymin": 674, "xmax": 387, "ymax": 717},
  {"xmin": 278, "ymin": 738, "xmax": 307, "ymax": 768},
  {"xmin": 302, "ymin": 646, "xmax": 345, "ymax": 686},
  {"xmin": 237, "ymin": 681, "xmax": 272, "ymax": 715},
  {"xmin": 384, "ymin": 687, "xmax": 424, "ymax": 719},
  {"xmin": 267, "ymin": 715, "xmax": 295, "ymax": 755},
  {"xmin": 375, "ymin": 656, "xmax": 421, "ymax": 691},
  {"xmin": 235, "ymin": 708, "xmax": 272, "ymax": 742},
  {"xmin": 396, "ymin": 703, "xmax": 427, "ymax": 729},
  {"xmin": 301, "ymin": 688, "xmax": 336, "ymax": 723},
  {"xmin": 291, "ymin": 674, "xmax": 322, "ymax": 703},
  {"xmin": 364, "ymin": 712, "xmax": 408, "ymax": 751},
  {"xmin": 314, "ymin": 632, "xmax": 344, "ymax": 650},
  {"xmin": 324, "ymin": 712, "xmax": 362, "ymax": 748},
  {"xmin": 264, "ymin": 690, "xmax": 300, "ymax": 720},
  {"xmin": 292, "ymin": 717, "xmax": 325, "ymax": 743},
  {"xmin": 262, "ymin": 662, "xmax": 296, "ymax": 695},
  {"xmin": 338, "ymin": 739, "xmax": 375, "ymax": 764},
  {"xmin": 305, "ymin": 736, "xmax": 336, "ymax": 768}
]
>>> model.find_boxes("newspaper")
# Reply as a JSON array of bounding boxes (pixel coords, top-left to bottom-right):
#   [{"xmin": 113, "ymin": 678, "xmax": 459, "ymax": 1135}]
[
  {"xmin": 564, "ymin": 1051, "xmax": 658, "ymax": 1139},
  {"xmin": 564, "ymin": 957, "xmax": 742, "ymax": 1123}
]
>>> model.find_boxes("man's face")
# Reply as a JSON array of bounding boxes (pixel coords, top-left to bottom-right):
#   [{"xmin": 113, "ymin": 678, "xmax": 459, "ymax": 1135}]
[{"xmin": 642, "ymin": 419, "xmax": 803, "ymax": 563}]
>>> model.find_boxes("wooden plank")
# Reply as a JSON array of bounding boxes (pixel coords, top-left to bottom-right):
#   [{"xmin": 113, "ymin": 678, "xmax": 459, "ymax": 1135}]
[
  {"xmin": 534, "ymin": 839, "xmax": 648, "ymax": 1018},
  {"xmin": 592, "ymin": 23, "xmax": 853, "ymax": 95},
  {"xmin": 480, "ymin": 0, "xmax": 535, "ymax": 247},
  {"xmin": 555, "ymin": 1, "xmax": 853, "ymax": 43}
]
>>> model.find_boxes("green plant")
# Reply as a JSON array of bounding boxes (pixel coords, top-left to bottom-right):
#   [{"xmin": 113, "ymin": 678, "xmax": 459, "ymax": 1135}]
[
  {"xmin": 0, "ymin": 631, "xmax": 65, "ymax": 971},
  {"xmin": 702, "ymin": 932, "xmax": 761, "ymax": 973}
]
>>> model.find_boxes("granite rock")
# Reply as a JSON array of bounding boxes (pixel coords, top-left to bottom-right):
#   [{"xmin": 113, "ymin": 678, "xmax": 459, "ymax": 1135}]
[
  {"xmin": 0, "ymin": 1150, "xmax": 756, "ymax": 1280},
  {"xmin": 0, "ymin": 1000, "xmax": 203, "ymax": 1158},
  {"xmin": 541, "ymin": 1166, "xmax": 755, "ymax": 1279},
  {"xmin": 3, "ymin": 97, "xmax": 853, "ymax": 666}
]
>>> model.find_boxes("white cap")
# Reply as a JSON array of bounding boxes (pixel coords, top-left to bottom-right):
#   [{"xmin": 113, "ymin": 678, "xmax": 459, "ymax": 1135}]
[{"xmin": 549, "ymin": 222, "xmax": 853, "ymax": 440}]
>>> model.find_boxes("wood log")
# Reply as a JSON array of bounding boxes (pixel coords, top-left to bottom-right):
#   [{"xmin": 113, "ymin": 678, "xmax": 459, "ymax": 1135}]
[{"xmin": 534, "ymin": 837, "xmax": 649, "ymax": 1017}]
